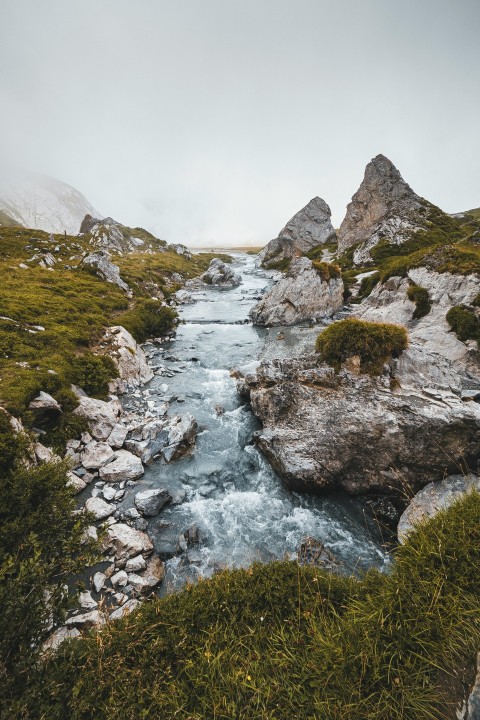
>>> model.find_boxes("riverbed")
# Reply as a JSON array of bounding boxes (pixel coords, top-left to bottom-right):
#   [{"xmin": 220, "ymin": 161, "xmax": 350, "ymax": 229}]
[{"xmin": 121, "ymin": 253, "xmax": 389, "ymax": 591}]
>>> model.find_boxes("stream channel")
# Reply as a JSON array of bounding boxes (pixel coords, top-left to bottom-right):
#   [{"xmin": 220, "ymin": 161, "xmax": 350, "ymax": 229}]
[{"xmin": 120, "ymin": 253, "xmax": 389, "ymax": 591}]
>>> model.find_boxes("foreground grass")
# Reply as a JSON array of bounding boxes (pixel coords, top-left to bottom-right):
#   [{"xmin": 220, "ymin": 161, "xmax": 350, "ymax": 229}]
[{"xmin": 18, "ymin": 492, "xmax": 480, "ymax": 720}]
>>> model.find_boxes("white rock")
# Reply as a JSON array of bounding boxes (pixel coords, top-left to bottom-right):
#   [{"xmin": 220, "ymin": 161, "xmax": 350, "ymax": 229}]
[
  {"xmin": 111, "ymin": 570, "xmax": 128, "ymax": 587},
  {"xmin": 104, "ymin": 326, "xmax": 154, "ymax": 392},
  {"xmin": 78, "ymin": 590, "xmax": 98, "ymax": 610},
  {"xmin": 65, "ymin": 610, "xmax": 106, "ymax": 628},
  {"xmin": 125, "ymin": 554, "xmax": 147, "ymax": 572},
  {"xmin": 67, "ymin": 472, "xmax": 87, "ymax": 494},
  {"xmin": 99, "ymin": 449, "xmax": 144, "ymax": 482},
  {"xmin": 85, "ymin": 496, "xmax": 116, "ymax": 520},
  {"xmin": 82, "ymin": 441, "xmax": 115, "ymax": 469},
  {"xmin": 134, "ymin": 488, "xmax": 171, "ymax": 516},
  {"xmin": 102, "ymin": 485, "xmax": 116, "ymax": 501},
  {"xmin": 42, "ymin": 626, "xmax": 80, "ymax": 652},
  {"xmin": 81, "ymin": 525, "xmax": 98, "ymax": 544},
  {"xmin": 107, "ymin": 423, "xmax": 129, "ymax": 449},
  {"xmin": 109, "ymin": 598, "xmax": 140, "ymax": 620},
  {"xmin": 74, "ymin": 396, "xmax": 119, "ymax": 440},
  {"xmin": 92, "ymin": 572, "xmax": 106, "ymax": 593},
  {"xmin": 104, "ymin": 523, "xmax": 153, "ymax": 559}
]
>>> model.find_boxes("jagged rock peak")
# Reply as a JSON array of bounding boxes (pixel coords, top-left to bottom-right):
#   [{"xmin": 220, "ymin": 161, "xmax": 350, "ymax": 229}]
[
  {"xmin": 259, "ymin": 196, "xmax": 336, "ymax": 268},
  {"xmin": 337, "ymin": 154, "xmax": 426, "ymax": 259}
]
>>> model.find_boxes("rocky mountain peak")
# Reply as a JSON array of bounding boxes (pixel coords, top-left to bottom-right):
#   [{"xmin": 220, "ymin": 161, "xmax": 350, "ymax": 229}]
[
  {"xmin": 337, "ymin": 155, "xmax": 426, "ymax": 261},
  {"xmin": 259, "ymin": 196, "xmax": 336, "ymax": 268}
]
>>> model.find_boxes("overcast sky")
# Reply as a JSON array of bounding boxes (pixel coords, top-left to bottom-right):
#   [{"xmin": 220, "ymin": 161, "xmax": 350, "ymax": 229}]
[{"xmin": 1, "ymin": 0, "xmax": 479, "ymax": 245}]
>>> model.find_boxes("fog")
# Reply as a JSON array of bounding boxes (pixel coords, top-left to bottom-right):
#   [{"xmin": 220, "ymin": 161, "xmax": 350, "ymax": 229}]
[{"xmin": 1, "ymin": 0, "xmax": 479, "ymax": 245}]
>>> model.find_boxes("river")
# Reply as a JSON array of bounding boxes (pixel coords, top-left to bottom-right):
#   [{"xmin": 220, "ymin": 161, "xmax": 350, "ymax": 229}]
[{"xmin": 121, "ymin": 253, "xmax": 389, "ymax": 591}]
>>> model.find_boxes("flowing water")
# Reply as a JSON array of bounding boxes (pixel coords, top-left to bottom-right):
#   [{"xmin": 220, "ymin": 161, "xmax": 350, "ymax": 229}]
[{"xmin": 123, "ymin": 253, "xmax": 389, "ymax": 591}]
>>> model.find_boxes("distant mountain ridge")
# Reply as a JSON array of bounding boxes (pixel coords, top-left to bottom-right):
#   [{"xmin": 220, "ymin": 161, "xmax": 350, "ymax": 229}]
[{"xmin": 0, "ymin": 171, "xmax": 100, "ymax": 234}]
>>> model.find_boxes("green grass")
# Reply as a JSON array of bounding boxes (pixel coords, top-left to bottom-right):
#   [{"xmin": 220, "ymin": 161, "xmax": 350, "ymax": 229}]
[
  {"xmin": 315, "ymin": 318, "xmax": 408, "ymax": 375},
  {"xmin": 0, "ymin": 227, "xmax": 219, "ymax": 445},
  {"xmin": 262, "ymin": 257, "xmax": 292, "ymax": 272},
  {"xmin": 16, "ymin": 491, "xmax": 480, "ymax": 720}
]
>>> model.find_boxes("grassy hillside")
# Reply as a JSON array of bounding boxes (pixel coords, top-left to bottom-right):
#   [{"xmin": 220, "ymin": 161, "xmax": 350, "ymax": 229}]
[
  {"xmin": 13, "ymin": 491, "xmax": 479, "ymax": 720},
  {"xmin": 0, "ymin": 226, "xmax": 224, "ymax": 446}
]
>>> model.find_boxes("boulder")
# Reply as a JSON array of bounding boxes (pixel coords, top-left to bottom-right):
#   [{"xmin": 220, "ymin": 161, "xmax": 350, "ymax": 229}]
[
  {"xmin": 104, "ymin": 523, "xmax": 154, "ymax": 560},
  {"xmin": 240, "ymin": 356, "xmax": 480, "ymax": 497},
  {"xmin": 397, "ymin": 474, "xmax": 480, "ymax": 542},
  {"xmin": 85, "ymin": 496, "xmax": 116, "ymax": 520},
  {"xmin": 74, "ymin": 396, "xmax": 119, "ymax": 441},
  {"xmin": 78, "ymin": 591, "xmax": 97, "ymax": 610},
  {"xmin": 103, "ymin": 326, "xmax": 154, "ymax": 392},
  {"xmin": 107, "ymin": 423, "xmax": 129, "ymax": 449},
  {"xmin": 125, "ymin": 554, "xmax": 147, "ymax": 572},
  {"xmin": 99, "ymin": 449, "xmax": 144, "ymax": 482},
  {"xmin": 201, "ymin": 258, "xmax": 241, "ymax": 287},
  {"xmin": 337, "ymin": 154, "xmax": 427, "ymax": 262},
  {"xmin": 82, "ymin": 441, "xmax": 115, "ymax": 469},
  {"xmin": 92, "ymin": 572, "xmax": 106, "ymax": 593},
  {"xmin": 65, "ymin": 610, "xmax": 106, "ymax": 628},
  {"xmin": 128, "ymin": 556, "xmax": 164, "ymax": 595},
  {"xmin": 162, "ymin": 414, "xmax": 197, "ymax": 462},
  {"xmin": 111, "ymin": 570, "xmax": 128, "ymax": 588},
  {"xmin": 259, "ymin": 196, "xmax": 336, "ymax": 268},
  {"xmin": 250, "ymin": 257, "xmax": 344, "ymax": 326},
  {"xmin": 28, "ymin": 391, "xmax": 62, "ymax": 426},
  {"xmin": 134, "ymin": 488, "xmax": 171, "ymax": 517},
  {"xmin": 82, "ymin": 250, "xmax": 130, "ymax": 292}
]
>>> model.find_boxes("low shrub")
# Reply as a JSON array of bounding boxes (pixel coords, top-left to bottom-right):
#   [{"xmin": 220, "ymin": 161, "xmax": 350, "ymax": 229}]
[
  {"xmin": 357, "ymin": 271, "xmax": 380, "ymax": 300},
  {"xmin": 315, "ymin": 318, "xmax": 408, "ymax": 374},
  {"xmin": 22, "ymin": 492, "xmax": 480, "ymax": 720},
  {"xmin": 116, "ymin": 299, "xmax": 177, "ymax": 343},
  {"xmin": 311, "ymin": 260, "xmax": 342, "ymax": 282},
  {"xmin": 406, "ymin": 284, "xmax": 432, "ymax": 320},
  {"xmin": 446, "ymin": 305, "xmax": 480, "ymax": 343},
  {"xmin": 68, "ymin": 353, "xmax": 118, "ymax": 399},
  {"xmin": 263, "ymin": 257, "xmax": 292, "ymax": 272}
]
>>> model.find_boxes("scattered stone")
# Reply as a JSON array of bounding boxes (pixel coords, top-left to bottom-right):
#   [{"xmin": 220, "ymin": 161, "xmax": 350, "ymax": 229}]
[
  {"xmin": 81, "ymin": 525, "xmax": 98, "ymax": 544},
  {"xmin": 82, "ymin": 250, "xmax": 130, "ymax": 292},
  {"xmin": 125, "ymin": 554, "xmax": 147, "ymax": 572},
  {"xmin": 92, "ymin": 572, "xmax": 106, "ymax": 593},
  {"xmin": 78, "ymin": 591, "xmax": 98, "ymax": 610},
  {"xmin": 134, "ymin": 488, "xmax": 172, "ymax": 517},
  {"xmin": 200, "ymin": 258, "xmax": 241, "ymax": 287},
  {"xmin": 111, "ymin": 570, "xmax": 128, "ymax": 588},
  {"xmin": 74, "ymin": 396, "xmax": 119, "ymax": 441},
  {"xmin": 104, "ymin": 523, "xmax": 154, "ymax": 560},
  {"xmin": 109, "ymin": 598, "xmax": 140, "ymax": 620},
  {"xmin": 107, "ymin": 423, "xmax": 129, "ymax": 449},
  {"xmin": 65, "ymin": 610, "xmax": 106, "ymax": 628},
  {"xmin": 82, "ymin": 441, "xmax": 115, "ymax": 469},
  {"xmin": 42, "ymin": 627, "xmax": 80, "ymax": 653},
  {"xmin": 99, "ymin": 449, "xmax": 144, "ymax": 482},
  {"xmin": 85, "ymin": 496, "xmax": 116, "ymax": 520}
]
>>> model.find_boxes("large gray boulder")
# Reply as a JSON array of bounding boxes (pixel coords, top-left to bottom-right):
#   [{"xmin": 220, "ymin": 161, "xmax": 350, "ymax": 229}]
[
  {"xmin": 103, "ymin": 326, "xmax": 154, "ymax": 393},
  {"xmin": 134, "ymin": 488, "xmax": 171, "ymax": 517},
  {"xmin": 201, "ymin": 258, "xmax": 241, "ymax": 287},
  {"xmin": 82, "ymin": 250, "xmax": 130, "ymax": 293},
  {"xmin": 104, "ymin": 523, "xmax": 154, "ymax": 560},
  {"xmin": 337, "ymin": 155, "xmax": 427, "ymax": 263},
  {"xmin": 74, "ymin": 396, "xmax": 120, "ymax": 440},
  {"xmin": 81, "ymin": 441, "xmax": 115, "ymax": 469},
  {"xmin": 238, "ymin": 356, "xmax": 480, "ymax": 497},
  {"xmin": 259, "ymin": 197, "xmax": 336, "ymax": 268},
  {"xmin": 99, "ymin": 449, "xmax": 144, "ymax": 482},
  {"xmin": 250, "ymin": 257, "xmax": 344, "ymax": 326}
]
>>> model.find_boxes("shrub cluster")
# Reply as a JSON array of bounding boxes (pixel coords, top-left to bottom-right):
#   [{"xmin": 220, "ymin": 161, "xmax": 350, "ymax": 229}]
[
  {"xmin": 311, "ymin": 260, "xmax": 342, "ymax": 282},
  {"xmin": 315, "ymin": 318, "xmax": 408, "ymax": 375},
  {"xmin": 116, "ymin": 299, "xmax": 177, "ymax": 343},
  {"xmin": 446, "ymin": 305, "xmax": 480, "ymax": 343},
  {"xmin": 406, "ymin": 284, "xmax": 432, "ymax": 320},
  {"xmin": 68, "ymin": 353, "xmax": 118, "ymax": 399}
]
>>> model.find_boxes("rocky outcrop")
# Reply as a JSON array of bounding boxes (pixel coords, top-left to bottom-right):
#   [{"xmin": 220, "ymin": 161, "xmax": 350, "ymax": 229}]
[
  {"xmin": 337, "ymin": 155, "xmax": 428, "ymax": 263},
  {"xmin": 397, "ymin": 474, "xmax": 480, "ymax": 542},
  {"xmin": 259, "ymin": 197, "xmax": 336, "ymax": 268},
  {"xmin": 102, "ymin": 326, "xmax": 154, "ymax": 392},
  {"xmin": 237, "ymin": 356, "xmax": 480, "ymax": 496},
  {"xmin": 73, "ymin": 395, "xmax": 121, "ymax": 440},
  {"xmin": 354, "ymin": 268, "xmax": 480, "ymax": 380},
  {"xmin": 201, "ymin": 258, "xmax": 241, "ymax": 287},
  {"xmin": 82, "ymin": 250, "xmax": 130, "ymax": 293},
  {"xmin": 250, "ymin": 257, "xmax": 344, "ymax": 326}
]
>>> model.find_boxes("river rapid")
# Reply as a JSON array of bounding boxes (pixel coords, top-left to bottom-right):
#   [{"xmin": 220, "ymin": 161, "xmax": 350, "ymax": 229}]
[{"xmin": 122, "ymin": 253, "xmax": 389, "ymax": 591}]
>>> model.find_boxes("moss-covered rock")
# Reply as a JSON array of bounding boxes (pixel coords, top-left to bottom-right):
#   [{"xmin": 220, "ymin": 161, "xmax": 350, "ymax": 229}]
[
  {"xmin": 406, "ymin": 284, "xmax": 431, "ymax": 320},
  {"xmin": 315, "ymin": 318, "xmax": 408, "ymax": 375}
]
